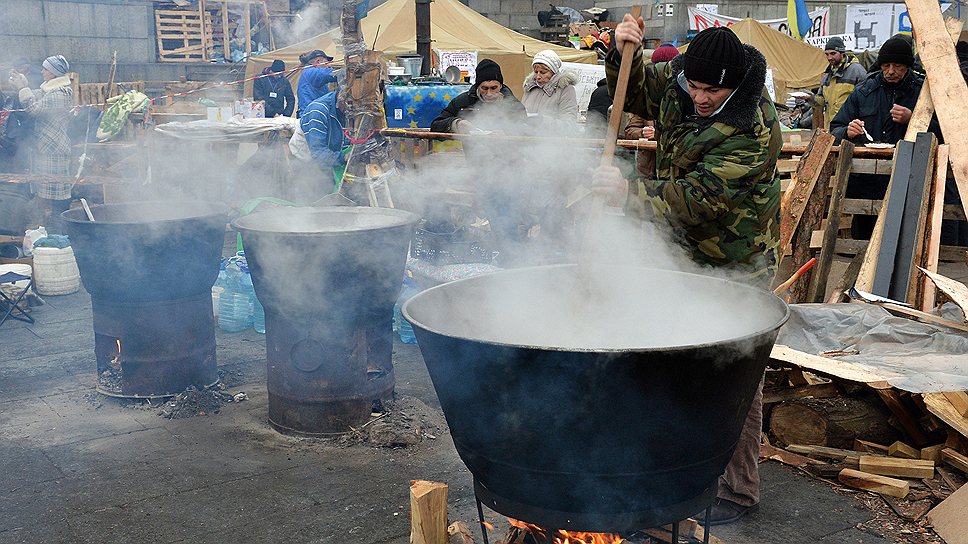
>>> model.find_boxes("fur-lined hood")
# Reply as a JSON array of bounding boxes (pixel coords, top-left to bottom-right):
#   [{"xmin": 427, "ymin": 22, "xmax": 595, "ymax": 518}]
[
  {"xmin": 667, "ymin": 44, "xmax": 768, "ymax": 131},
  {"xmin": 523, "ymin": 69, "xmax": 579, "ymax": 96}
]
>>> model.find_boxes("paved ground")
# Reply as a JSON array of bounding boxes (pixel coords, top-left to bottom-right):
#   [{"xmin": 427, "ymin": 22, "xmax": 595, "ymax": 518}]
[{"xmin": 0, "ymin": 281, "xmax": 948, "ymax": 544}]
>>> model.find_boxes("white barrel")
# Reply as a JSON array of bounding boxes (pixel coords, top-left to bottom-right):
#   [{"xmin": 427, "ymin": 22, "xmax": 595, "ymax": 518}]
[{"xmin": 32, "ymin": 246, "xmax": 81, "ymax": 295}]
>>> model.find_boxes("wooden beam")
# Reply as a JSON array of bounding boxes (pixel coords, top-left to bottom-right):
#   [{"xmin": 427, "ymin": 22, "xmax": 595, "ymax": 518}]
[
  {"xmin": 921, "ymin": 145, "xmax": 950, "ymax": 310},
  {"xmin": 921, "ymin": 444, "xmax": 946, "ymax": 463},
  {"xmin": 838, "ymin": 468, "xmax": 911, "ymax": 498},
  {"xmin": 941, "ymin": 392, "xmax": 968, "ymax": 418},
  {"xmin": 856, "ymin": 145, "xmax": 901, "ymax": 292},
  {"xmin": 893, "ymin": 132, "xmax": 937, "ymax": 302},
  {"xmin": 874, "ymin": 139, "xmax": 915, "ymax": 297},
  {"xmin": 876, "ymin": 389, "xmax": 930, "ymax": 447},
  {"xmin": 923, "ymin": 393, "xmax": 968, "ymax": 441},
  {"xmin": 786, "ymin": 444, "xmax": 864, "ymax": 464},
  {"xmin": 855, "ymin": 439, "xmax": 891, "ymax": 454},
  {"xmin": 780, "ymin": 131, "xmax": 836, "ymax": 259},
  {"xmin": 941, "ymin": 448, "xmax": 968, "ymax": 474},
  {"xmin": 905, "ymin": 0, "xmax": 968, "ymax": 228},
  {"xmin": 763, "ymin": 382, "xmax": 841, "ymax": 405},
  {"xmin": 222, "ymin": 4, "xmax": 231, "ymax": 60},
  {"xmin": 410, "ymin": 480, "xmax": 448, "ymax": 544},
  {"xmin": 920, "ymin": 268, "xmax": 968, "ymax": 321},
  {"xmin": 859, "ymin": 455, "xmax": 935, "ymax": 479},
  {"xmin": 771, "ymin": 345, "xmax": 889, "ymax": 385},
  {"xmin": 875, "ymin": 302, "xmax": 968, "ymax": 334},
  {"xmin": 809, "ymin": 140, "xmax": 854, "ymax": 302}
]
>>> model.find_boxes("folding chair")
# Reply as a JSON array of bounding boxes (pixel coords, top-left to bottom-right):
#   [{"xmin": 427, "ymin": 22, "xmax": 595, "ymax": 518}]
[{"xmin": 0, "ymin": 271, "xmax": 34, "ymax": 326}]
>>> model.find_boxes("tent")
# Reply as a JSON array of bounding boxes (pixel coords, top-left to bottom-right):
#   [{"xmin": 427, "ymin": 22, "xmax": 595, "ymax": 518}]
[
  {"xmin": 724, "ymin": 19, "xmax": 827, "ymax": 100},
  {"xmin": 245, "ymin": 0, "xmax": 598, "ymax": 102}
]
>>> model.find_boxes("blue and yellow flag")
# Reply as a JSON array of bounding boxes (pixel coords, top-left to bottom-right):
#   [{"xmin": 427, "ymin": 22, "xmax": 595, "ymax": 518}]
[{"xmin": 787, "ymin": 0, "xmax": 812, "ymax": 39}]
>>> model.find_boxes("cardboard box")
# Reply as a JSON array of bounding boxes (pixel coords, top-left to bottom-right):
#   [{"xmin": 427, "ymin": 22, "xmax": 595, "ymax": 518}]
[{"xmin": 234, "ymin": 100, "xmax": 266, "ymax": 119}]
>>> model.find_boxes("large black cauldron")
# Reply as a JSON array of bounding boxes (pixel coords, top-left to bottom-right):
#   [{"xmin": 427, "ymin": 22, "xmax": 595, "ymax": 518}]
[
  {"xmin": 63, "ymin": 201, "xmax": 228, "ymax": 397},
  {"xmin": 233, "ymin": 206, "xmax": 419, "ymax": 435},
  {"xmin": 403, "ymin": 265, "xmax": 788, "ymax": 532}
]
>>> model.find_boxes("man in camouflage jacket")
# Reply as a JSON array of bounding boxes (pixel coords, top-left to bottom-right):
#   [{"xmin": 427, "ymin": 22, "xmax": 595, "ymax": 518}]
[
  {"xmin": 604, "ymin": 25, "xmax": 782, "ymax": 280},
  {"xmin": 599, "ymin": 20, "xmax": 782, "ymax": 526}
]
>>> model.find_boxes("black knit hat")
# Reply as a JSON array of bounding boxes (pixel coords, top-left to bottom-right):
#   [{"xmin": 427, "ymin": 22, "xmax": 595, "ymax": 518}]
[
  {"xmin": 683, "ymin": 27, "xmax": 747, "ymax": 88},
  {"xmin": 475, "ymin": 59, "xmax": 503, "ymax": 85},
  {"xmin": 824, "ymin": 37, "xmax": 846, "ymax": 53},
  {"xmin": 877, "ymin": 37, "xmax": 915, "ymax": 67},
  {"xmin": 271, "ymin": 59, "xmax": 286, "ymax": 73}
]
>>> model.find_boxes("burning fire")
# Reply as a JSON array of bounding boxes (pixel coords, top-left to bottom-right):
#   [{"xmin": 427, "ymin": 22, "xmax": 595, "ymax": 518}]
[
  {"xmin": 110, "ymin": 339, "xmax": 122, "ymax": 368},
  {"xmin": 507, "ymin": 519, "xmax": 624, "ymax": 544}
]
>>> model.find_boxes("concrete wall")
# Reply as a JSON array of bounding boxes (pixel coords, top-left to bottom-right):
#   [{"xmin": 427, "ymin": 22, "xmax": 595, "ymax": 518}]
[
  {"xmin": 1, "ymin": 0, "xmax": 157, "ymax": 79},
  {"xmin": 468, "ymin": 0, "xmax": 596, "ymax": 38}
]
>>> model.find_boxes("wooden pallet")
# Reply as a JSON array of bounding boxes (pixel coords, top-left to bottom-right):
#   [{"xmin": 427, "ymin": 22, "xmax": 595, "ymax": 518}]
[
  {"xmin": 156, "ymin": 9, "xmax": 213, "ymax": 62},
  {"xmin": 75, "ymin": 81, "xmax": 146, "ymax": 108}
]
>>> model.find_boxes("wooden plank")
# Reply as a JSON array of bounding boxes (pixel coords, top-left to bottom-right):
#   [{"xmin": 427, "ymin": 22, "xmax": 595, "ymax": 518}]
[
  {"xmin": 888, "ymin": 441, "xmax": 921, "ymax": 459},
  {"xmin": 859, "ymin": 455, "xmax": 935, "ymax": 479},
  {"xmin": 905, "ymin": 0, "xmax": 968, "ymax": 229},
  {"xmin": 942, "ymin": 448, "xmax": 968, "ymax": 474},
  {"xmin": 924, "ymin": 393, "xmax": 968, "ymax": 441},
  {"xmin": 763, "ymin": 382, "xmax": 841, "ymax": 405},
  {"xmin": 875, "ymin": 302, "xmax": 968, "ymax": 333},
  {"xmin": 222, "ymin": 4, "xmax": 231, "ymax": 59},
  {"xmin": 839, "ymin": 468, "xmax": 910, "ymax": 498},
  {"xmin": 409, "ymin": 480, "xmax": 448, "ymax": 544},
  {"xmin": 927, "ymin": 481, "xmax": 968, "ymax": 544},
  {"xmin": 920, "ymin": 268, "xmax": 968, "ymax": 321},
  {"xmin": 842, "ymin": 199, "xmax": 967, "ymax": 221},
  {"xmin": 780, "ymin": 131, "xmax": 836, "ymax": 258},
  {"xmin": 876, "ymin": 389, "xmax": 930, "ymax": 448},
  {"xmin": 921, "ymin": 145, "xmax": 950, "ymax": 310},
  {"xmin": 789, "ymin": 155, "xmax": 836, "ymax": 303},
  {"xmin": 786, "ymin": 444, "xmax": 863, "ymax": 465},
  {"xmin": 893, "ymin": 132, "xmax": 936, "ymax": 302},
  {"xmin": 855, "ymin": 439, "xmax": 891, "ymax": 454},
  {"xmin": 809, "ymin": 140, "xmax": 854, "ymax": 302},
  {"xmin": 904, "ymin": 18, "xmax": 964, "ymax": 141},
  {"xmin": 941, "ymin": 392, "xmax": 968, "ymax": 418},
  {"xmin": 874, "ymin": 139, "xmax": 915, "ymax": 297},
  {"xmin": 827, "ymin": 251, "xmax": 865, "ymax": 303},
  {"xmin": 856, "ymin": 145, "xmax": 901, "ymax": 292},
  {"xmin": 770, "ymin": 345, "xmax": 889, "ymax": 385}
]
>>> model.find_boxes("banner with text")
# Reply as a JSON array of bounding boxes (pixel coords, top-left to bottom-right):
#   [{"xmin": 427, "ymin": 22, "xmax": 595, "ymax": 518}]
[
  {"xmin": 687, "ymin": 6, "xmax": 830, "ymax": 38},
  {"xmin": 804, "ymin": 33, "xmax": 856, "ymax": 51},
  {"xmin": 845, "ymin": 3, "xmax": 952, "ymax": 51},
  {"xmin": 561, "ymin": 62, "xmax": 606, "ymax": 113}
]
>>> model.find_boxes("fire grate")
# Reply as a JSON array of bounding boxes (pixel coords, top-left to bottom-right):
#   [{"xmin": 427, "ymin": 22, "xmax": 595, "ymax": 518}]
[{"xmin": 472, "ymin": 478, "xmax": 717, "ymax": 544}]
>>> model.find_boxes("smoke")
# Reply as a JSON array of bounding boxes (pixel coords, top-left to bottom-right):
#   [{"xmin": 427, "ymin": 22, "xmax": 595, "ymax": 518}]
[{"xmin": 272, "ymin": 1, "xmax": 341, "ymax": 49}]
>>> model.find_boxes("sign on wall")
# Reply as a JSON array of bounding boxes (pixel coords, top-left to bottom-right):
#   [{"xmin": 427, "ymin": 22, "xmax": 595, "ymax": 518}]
[
  {"xmin": 805, "ymin": 33, "xmax": 857, "ymax": 51},
  {"xmin": 561, "ymin": 61, "xmax": 606, "ymax": 113},
  {"xmin": 845, "ymin": 4, "xmax": 952, "ymax": 51},
  {"xmin": 687, "ymin": 6, "xmax": 830, "ymax": 38},
  {"xmin": 437, "ymin": 50, "xmax": 478, "ymax": 82}
]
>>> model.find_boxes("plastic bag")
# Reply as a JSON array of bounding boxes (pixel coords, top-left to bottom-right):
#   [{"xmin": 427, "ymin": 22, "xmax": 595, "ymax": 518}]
[
  {"xmin": 23, "ymin": 226, "xmax": 47, "ymax": 256},
  {"xmin": 288, "ymin": 122, "xmax": 311, "ymax": 161}
]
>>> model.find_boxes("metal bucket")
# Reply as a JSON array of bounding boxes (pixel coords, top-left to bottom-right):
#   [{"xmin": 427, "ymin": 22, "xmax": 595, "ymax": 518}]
[
  {"xmin": 397, "ymin": 55, "xmax": 423, "ymax": 76},
  {"xmin": 232, "ymin": 206, "xmax": 419, "ymax": 435},
  {"xmin": 404, "ymin": 264, "xmax": 789, "ymax": 532}
]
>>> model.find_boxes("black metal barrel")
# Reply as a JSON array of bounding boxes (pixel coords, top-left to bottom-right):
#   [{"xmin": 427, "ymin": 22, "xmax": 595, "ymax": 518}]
[
  {"xmin": 63, "ymin": 201, "xmax": 228, "ymax": 397},
  {"xmin": 232, "ymin": 206, "xmax": 419, "ymax": 435},
  {"xmin": 403, "ymin": 264, "xmax": 789, "ymax": 532}
]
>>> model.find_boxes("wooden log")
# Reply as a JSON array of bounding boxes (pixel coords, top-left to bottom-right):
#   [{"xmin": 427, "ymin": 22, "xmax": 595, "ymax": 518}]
[
  {"xmin": 942, "ymin": 448, "xmax": 968, "ymax": 474},
  {"xmin": 838, "ymin": 468, "xmax": 911, "ymax": 498},
  {"xmin": 859, "ymin": 455, "xmax": 935, "ymax": 479},
  {"xmin": 809, "ymin": 140, "xmax": 853, "ymax": 302},
  {"xmin": 921, "ymin": 444, "xmax": 946, "ymax": 463},
  {"xmin": 410, "ymin": 480, "xmax": 448, "ymax": 544},
  {"xmin": 769, "ymin": 397, "xmax": 896, "ymax": 449},
  {"xmin": 889, "ymin": 441, "xmax": 921, "ymax": 459}
]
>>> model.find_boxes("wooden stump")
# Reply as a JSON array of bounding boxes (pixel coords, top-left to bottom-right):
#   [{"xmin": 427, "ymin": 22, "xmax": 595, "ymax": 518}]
[{"xmin": 769, "ymin": 397, "xmax": 897, "ymax": 449}]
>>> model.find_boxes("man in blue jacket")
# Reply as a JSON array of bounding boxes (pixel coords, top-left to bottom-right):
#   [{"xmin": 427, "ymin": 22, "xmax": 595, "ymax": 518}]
[{"xmin": 299, "ymin": 82, "xmax": 348, "ymax": 202}]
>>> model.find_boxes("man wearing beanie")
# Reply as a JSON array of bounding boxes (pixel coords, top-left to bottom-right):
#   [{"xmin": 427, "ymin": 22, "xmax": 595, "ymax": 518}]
[
  {"xmin": 254, "ymin": 59, "xmax": 295, "ymax": 118},
  {"xmin": 431, "ymin": 59, "xmax": 529, "ymax": 262},
  {"xmin": 8, "ymin": 54, "xmax": 75, "ymax": 228},
  {"xmin": 816, "ymin": 37, "xmax": 867, "ymax": 130},
  {"xmin": 597, "ymin": 18, "xmax": 782, "ymax": 526},
  {"xmin": 830, "ymin": 35, "xmax": 939, "ymax": 238}
]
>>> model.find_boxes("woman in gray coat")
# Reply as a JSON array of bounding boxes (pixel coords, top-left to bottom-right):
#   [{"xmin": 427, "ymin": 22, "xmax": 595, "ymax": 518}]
[{"xmin": 522, "ymin": 50, "xmax": 579, "ymax": 132}]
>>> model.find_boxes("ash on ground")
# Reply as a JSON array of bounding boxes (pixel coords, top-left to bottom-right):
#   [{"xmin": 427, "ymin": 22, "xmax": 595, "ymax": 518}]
[
  {"xmin": 157, "ymin": 385, "xmax": 243, "ymax": 419},
  {"xmin": 97, "ymin": 367, "xmax": 123, "ymax": 393},
  {"xmin": 330, "ymin": 396, "xmax": 448, "ymax": 449}
]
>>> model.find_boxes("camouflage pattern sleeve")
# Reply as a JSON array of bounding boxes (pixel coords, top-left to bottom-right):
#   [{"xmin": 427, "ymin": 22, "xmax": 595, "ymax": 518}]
[{"xmin": 604, "ymin": 48, "xmax": 670, "ymax": 122}]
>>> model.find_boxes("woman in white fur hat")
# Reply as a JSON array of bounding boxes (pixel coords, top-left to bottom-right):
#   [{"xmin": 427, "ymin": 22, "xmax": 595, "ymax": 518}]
[{"xmin": 522, "ymin": 50, "xmax": 579, "ymax": 130}]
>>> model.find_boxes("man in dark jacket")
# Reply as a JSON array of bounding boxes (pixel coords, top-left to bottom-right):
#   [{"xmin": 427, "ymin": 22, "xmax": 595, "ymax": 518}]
[
  {"xmin": 830, "ymin": 36, "xmax": 937, "ymax": 238},
  {"xmin": 431, "ymin": 59, "xmax": 530, "ymax": 263},
  {"xmin": 253, "ymin": 59, "xmax": 295, "ymax": 118}
]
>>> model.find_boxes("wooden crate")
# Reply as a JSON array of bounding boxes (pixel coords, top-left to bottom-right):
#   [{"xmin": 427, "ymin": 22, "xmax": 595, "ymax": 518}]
[
  {"xmin": 75, "ymin": 81, "xmax": 146, "ymax": 108},
  {"xmin": 156, "ymin": 9, "xmax": 213, "ymax": 62}
]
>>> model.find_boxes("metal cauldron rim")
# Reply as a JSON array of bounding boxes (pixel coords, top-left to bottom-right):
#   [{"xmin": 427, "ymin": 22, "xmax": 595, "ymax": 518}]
[
  {"xmin": 231, "ymin": 206, "xmax": 420, "ymax": 236},
  {"xmin": 62, "ymin": 200, "xmax": 229, "ymax": 225},
  {"xmin": 403, "ymin": 263, "xmax": 790, "ymax": 354}
]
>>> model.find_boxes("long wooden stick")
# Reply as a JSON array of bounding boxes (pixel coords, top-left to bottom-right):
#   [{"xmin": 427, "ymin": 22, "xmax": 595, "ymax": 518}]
[{"xmin": 580, "ymin": 5, "xmax": 642, "ymax": 269}]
